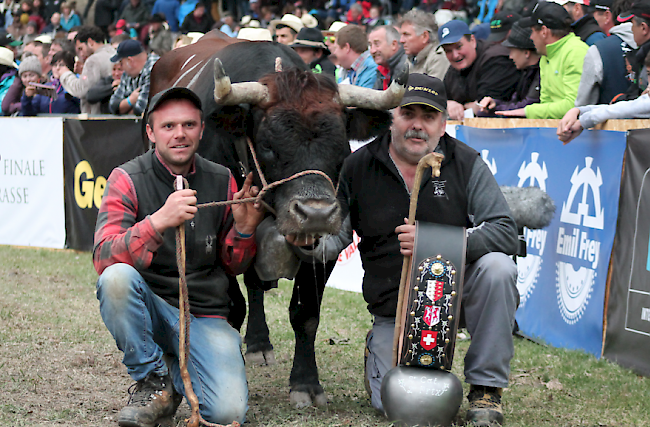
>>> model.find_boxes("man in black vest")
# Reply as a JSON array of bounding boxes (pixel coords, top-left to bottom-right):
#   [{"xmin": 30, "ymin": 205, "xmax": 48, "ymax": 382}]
[
  {"xmin": 93, "ymin": 87, "xmax": 263, "ymax": 427},
  {"xmin": 438, "ymin": 20, "xmax": 520, "ymax": 121},
  {"xmin": 576, "ymin": 0, "xmax": 637, "ymax": 106},
  {"xmin": 298, "ymin": 74, "xmax": 519, "ymax": 426}
]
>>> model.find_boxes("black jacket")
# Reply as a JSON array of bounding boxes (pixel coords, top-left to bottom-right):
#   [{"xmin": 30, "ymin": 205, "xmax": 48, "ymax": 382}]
[
  {"xmin": 310, "ymin": 55, "xmax": 336, "ymax": 77},
  {"xmin": 572, "ymin": 15, "xmax": 605, "ymax": 44},
  {"xmin": 339, "ymin": 132, "xmax": 518, "ymax": 316},
  {"xmin": 444, "ymin": 39, "xmax": 520, "ymax": 105}
]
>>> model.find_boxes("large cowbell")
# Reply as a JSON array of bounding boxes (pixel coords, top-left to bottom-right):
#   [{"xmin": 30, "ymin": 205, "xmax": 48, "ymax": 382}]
[
  {"xmin": 382, "ymin": 222, "xmax": 467, "ymax": 427},
  {"xmin": 398, "ymin": 222, "xmax": 466, "ymax": 369}
]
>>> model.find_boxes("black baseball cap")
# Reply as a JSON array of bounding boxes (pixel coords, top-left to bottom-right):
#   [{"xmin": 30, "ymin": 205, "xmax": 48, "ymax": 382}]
[
  {"xmin": 110, "ymin": 39, "xmax": 144, "ymax": 62},
  {"xmin": 399, "ymin": 74, "xmax": 447, "ymax": 113},
  {"xmin": 618, "ymin": 0, "xmax": 650, "ymax": 23},
  {"xmin": 0, "ymin": 32, "xmax": 22, "ymax": 47},
  {"xmin": 146, "ymin": 87, "xmax": 203, "ymax": 120},
  {"xmin": 519, "ymin": 1, "xmax": 572, "ymax": 30},
  {"xmin": 488, "ymin": 11, "xmax": 521, "ymax": 42},
  {"xmin": 501, "ymin": 21, "xmax": 536, "ymax": 50},
  {"xmin": 591, "ymin": 0, "xmax": 613, "ymax": 10}
]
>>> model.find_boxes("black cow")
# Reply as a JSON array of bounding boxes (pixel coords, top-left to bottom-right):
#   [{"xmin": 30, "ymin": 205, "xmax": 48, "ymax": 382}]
[{"xmin": 149, "ymin": 31, "xmax": 408, "ymax": 408}]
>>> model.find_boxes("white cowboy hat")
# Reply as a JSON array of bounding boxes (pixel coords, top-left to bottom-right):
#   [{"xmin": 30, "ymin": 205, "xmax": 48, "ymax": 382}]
[
  {"xmin": 186, "ymin": 32, "xmax": 204, "ymax": 43},
  {"xmin": 269, "ymin": 14, "xmax": 304, "ymax": 34},
  {"xmin": 323, "ymin": 21, "xmax": 347, "ymax": 37},
  {"xmin": 34, "ymin": 34, "xmax": 52, "ymax": 44},
  {"xmin": 0, "ymin": 47, "xmax": 18, "ymax": 68},
  {"xmin": 237, "ymin": 27, "xmax": 273, "ymax": 41},
  {"xmin": 301, "ymin": 13, "xmax": 318, "ymax": 28}
]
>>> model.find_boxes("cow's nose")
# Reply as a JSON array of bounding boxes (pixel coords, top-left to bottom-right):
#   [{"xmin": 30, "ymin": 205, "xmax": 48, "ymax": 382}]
[{"xmin": 289, "ymin": 199, "xmax": 339, "ymax": 230}]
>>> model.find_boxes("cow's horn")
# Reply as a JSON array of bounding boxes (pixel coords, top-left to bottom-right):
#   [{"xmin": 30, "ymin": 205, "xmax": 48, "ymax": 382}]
[
  {"xmin": 275, "ymin": 57, "xmax": 282, "ymax": 72},
  {"xmin": 213, "ymin": 58, "xmax": 269, "ymax": 105},
  {"xmin": 338, "ymin": 61, "xmax": 409, "ymax": 110}
]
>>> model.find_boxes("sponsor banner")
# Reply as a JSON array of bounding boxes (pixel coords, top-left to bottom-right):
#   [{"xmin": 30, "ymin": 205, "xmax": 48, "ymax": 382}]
[
  {"xmin": 604, "ymin": 129, "xmax": 650, "ymax": 375},
  {"xmin": 64, "ymin": 119, "xmax": 145, "ymax": 251},
  {"xmin": 326, "ymin": 231, "xmax": 364, "ymax": 293},
  {"xmin": 456, "ymin": 126, "xmax": 626, "ymax": 357},
  {"xmin": 0, "ymin": 118, "xmax": 65, "ymax": 248}
]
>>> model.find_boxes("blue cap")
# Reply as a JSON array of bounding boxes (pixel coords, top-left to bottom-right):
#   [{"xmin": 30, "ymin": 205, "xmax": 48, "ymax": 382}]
[
  {"xmin": 110, "ymin": 39, "xmax": 144, "ymax": 62},
  {"xmin": 438, "ymin": 20, "xmax": 472, "ymax": 45}
]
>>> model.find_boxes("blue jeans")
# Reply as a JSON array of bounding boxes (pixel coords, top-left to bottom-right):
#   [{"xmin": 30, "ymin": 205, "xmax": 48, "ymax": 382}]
[{"xmin": 96, "ymin": 263, "xmax": 248, "ymax": 424}]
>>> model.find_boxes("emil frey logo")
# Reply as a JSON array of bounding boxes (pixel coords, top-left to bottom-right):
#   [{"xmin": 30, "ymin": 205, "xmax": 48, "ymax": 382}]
[
  {"xmin": 556, "ymin": 157, "xmax": 603, "ymax": 324},
  {"xmin": 515, "ymin": 152, "xmax": 548, "ymax": 306},
  {"xmin": 481, "ymin": 149, "xmax": 497, "ymax": 175}
]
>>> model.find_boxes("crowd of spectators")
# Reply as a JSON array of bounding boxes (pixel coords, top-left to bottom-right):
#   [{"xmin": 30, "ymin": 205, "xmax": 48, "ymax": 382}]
[{"xmin": 0, "ymin": 0, "xmax": 648, "ymax": 128}]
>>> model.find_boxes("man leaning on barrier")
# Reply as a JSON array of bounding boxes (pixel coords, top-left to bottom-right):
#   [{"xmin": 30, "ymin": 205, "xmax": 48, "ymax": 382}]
[
  {"xmin": 293, "ymin": 74, "xmax": 519, "ymax": 427},
  {"xmin": 92, "ymin": 87, "xmax": 264, "ymax": 427}
]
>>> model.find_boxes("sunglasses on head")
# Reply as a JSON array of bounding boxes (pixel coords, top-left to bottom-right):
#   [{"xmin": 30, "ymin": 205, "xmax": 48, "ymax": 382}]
[{"xmin": 324, "ymin": 36, "xmax": 335, "ymax": 43}]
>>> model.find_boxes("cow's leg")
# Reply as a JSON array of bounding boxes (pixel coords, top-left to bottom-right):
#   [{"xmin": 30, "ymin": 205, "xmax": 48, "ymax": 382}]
[
  {"xmin": 243, "ymin": 268, "xmax": 277, "ymax": 366},
  {"xmin": 288, "ymin": 259, "xmax": 337, "ymax": 408}
]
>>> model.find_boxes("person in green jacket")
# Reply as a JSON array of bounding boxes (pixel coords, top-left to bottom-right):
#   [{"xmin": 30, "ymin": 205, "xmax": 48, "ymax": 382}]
[{"xmin": 497, "ymin": 2, "xmax": 589, "ymax": 119}]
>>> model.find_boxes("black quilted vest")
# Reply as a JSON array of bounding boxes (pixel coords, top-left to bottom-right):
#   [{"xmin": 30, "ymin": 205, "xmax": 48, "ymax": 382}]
[{"xmin": 120, "ymin": 149, "xmax": 233, "ymax": 316}]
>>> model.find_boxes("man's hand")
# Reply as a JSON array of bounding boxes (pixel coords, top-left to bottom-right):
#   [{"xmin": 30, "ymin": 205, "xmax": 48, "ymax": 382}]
[
  {"xmin": 447, "ymin": 100, "xmax": 465, "ymax": 121},
  {"xmin": 232, "ymin": 172, "xmax": 263, "ymax": 236},
  {"xmin": 557, "ymin": 107, "xmax": 584, "ymax": 144},
  {"xmin": 395, "ymin": 218, "xmax": 415, "ymax": 256},
  {"xmin": 150, "ymin": 189, "xmax": 198, "ymax": 233},
  {"xmin": 478, "ymin": 96, "xmax": 496, "ymax": 112},
  {"xmin": 495, "ymin": 108, "xmax": 526, "ymax": 117}
]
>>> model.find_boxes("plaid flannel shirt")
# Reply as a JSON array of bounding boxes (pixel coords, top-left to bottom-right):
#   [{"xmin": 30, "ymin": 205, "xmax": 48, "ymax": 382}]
[
  {"xmin": 93, "ymin": 152, "xmax": 256, "ymax": 276},
  {"xmin": 109, "ymin": 53, "xmax": 160, "ymax": 115}
]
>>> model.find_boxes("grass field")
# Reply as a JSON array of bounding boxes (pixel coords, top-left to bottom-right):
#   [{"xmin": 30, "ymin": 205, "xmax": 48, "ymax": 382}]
[{"xmin": 0, "ymin": 245, "xmax": 649, "ymax": 426}]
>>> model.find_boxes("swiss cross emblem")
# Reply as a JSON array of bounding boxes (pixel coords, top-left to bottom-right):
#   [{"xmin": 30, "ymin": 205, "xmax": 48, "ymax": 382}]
[
  {"xmin": 421, "ymin": 330, "xmax": 438, "ymax": 350},
  {"xmin": 426, "ymin": 280, "xmax": 444, "ymax": 302},
  {"xmin": 423, "ymin": 305, "xmax": 441, "ymax": 327}
]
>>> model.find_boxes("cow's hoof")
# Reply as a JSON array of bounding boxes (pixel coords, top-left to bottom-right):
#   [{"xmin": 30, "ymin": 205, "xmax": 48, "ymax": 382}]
[
  {"xmin": 313, "ymin": 391, "xmax": 328, "ymax": 407},
  {"xmin": 245, "ymin": 349, "xmax": 276, "ymax": 366},
  {"xmin": 290, "ymin": 391, "xmax": 313, "ymax": 409},
  {"xmin": 289, "ymin": 390, "xmax": 328, "ymax": 409}
]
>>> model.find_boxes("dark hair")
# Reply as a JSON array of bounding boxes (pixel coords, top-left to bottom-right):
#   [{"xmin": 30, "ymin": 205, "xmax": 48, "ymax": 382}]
[
  {"xmin": 644, "ymin": 50, "xmax": 650, "ymax": 67},
  {"xmin": 51, "ymin": 50, "xmax": 75, "ymax": 69},
  {"xmin": 74, "ymin": 26, "xmax": 105, "ymax": 44},
  {"xmin": 612, "ymin": 0, "xmax": 635, "ymax": 18},
  {"xmin": 276, "ymin": 23, "xmax": 297, "ymax": 34}
]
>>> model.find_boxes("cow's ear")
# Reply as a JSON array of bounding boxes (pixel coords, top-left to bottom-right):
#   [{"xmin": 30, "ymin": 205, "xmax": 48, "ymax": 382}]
[{"xmin": 346, "ymin": 108, "xmax": 392, "ymax": 141}]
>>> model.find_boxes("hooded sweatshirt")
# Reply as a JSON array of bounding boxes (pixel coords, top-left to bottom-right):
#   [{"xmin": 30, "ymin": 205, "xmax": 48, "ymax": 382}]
[{"xmin": 524, "ymin": 32, "xmax": 588, "ymax": 119}]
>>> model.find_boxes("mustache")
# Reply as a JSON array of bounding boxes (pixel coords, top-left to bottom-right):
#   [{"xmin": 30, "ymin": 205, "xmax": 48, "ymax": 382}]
[{"xmin": 404, "ymin": 129, "xmax": 429, "ymax": 141}]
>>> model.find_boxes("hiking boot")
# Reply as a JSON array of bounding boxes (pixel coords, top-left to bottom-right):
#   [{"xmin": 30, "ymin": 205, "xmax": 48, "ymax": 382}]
[
  {"xmin": 466, "ymin": 385, "xmax": 504, "ymax": 426},
  {"xmin": 118, "ymin": 372, "xmax": 180, "ymax": 427}
]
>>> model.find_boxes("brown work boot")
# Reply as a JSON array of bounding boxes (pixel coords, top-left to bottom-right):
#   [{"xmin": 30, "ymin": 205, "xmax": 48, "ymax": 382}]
[
  {"xmin": 118, "ymin": 372, "xmax": 180, "ymax": 427},
  {"xmin": 466, "ymin": 385, "xmax": 504, "ymax": 426}
]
